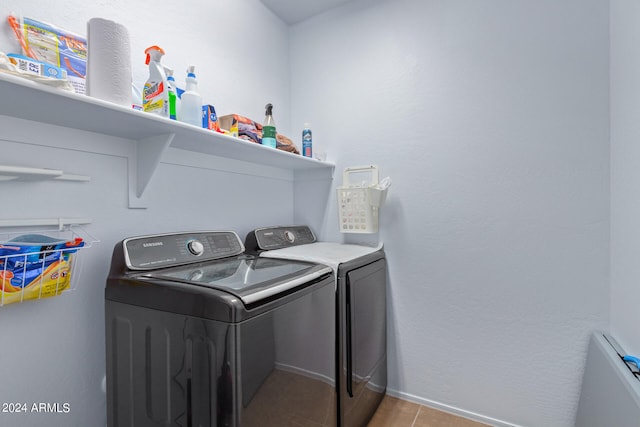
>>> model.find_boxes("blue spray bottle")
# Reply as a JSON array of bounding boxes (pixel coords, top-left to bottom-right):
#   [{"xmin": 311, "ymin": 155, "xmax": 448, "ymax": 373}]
[{"xmin": 302, "ymin": 123, "xmax": 312, "ymax": 158}]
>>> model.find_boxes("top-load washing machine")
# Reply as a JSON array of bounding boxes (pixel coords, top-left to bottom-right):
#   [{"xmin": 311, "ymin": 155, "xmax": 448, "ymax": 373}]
[
  {"xmin": 105, "ymin": 230, "xmax": 336, "ymax": 427},
  {"xmin": 245, "ymin": 225, "xmax": 387, "ymax": 427}
]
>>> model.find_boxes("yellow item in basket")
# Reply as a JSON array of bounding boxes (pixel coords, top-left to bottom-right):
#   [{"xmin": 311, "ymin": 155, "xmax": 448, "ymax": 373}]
[
  {"xmin": 0, "ymin": 257, "xmax": 72, "ymax": 305},
  {"xmin": 0, "ymin": 233, "xmax": 83, "ymax": 305}
]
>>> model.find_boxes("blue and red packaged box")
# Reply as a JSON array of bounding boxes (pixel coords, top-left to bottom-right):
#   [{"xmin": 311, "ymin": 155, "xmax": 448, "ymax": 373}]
[{"xmin": 202, "ymin": 105, "xmax": 220, "ymax": 131}]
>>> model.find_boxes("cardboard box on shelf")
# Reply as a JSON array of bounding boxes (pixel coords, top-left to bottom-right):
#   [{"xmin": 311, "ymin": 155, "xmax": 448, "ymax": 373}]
[{"xmin": 218, "ymin": 114, "xmax": 241, "ymax": 138}]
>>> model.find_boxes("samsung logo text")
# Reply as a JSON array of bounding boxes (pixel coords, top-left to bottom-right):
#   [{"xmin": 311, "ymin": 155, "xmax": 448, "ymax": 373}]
[{"xmin": 143, "ymin": 242, "xmax": 164, "ymax": 247}]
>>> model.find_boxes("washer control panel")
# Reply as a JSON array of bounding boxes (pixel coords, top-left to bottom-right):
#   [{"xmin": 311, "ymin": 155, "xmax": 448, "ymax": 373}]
[
  {"xmin": 123, "ymin": 231, "xmax": 244, "ymax": 270},
  {"xmin": 250, "ymin": 225, "xmax": 316, "ymax": 251}
]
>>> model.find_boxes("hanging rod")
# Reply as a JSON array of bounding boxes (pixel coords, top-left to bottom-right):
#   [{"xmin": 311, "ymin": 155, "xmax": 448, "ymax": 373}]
[{"xmin": 0, "ymin": 165, "xmax": 90, "ymax": 182}]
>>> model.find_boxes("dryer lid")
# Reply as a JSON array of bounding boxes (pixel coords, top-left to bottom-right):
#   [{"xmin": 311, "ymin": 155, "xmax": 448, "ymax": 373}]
[{"xmin": 260, "ymin": 242, "xmax": 383, "ymax": 272}]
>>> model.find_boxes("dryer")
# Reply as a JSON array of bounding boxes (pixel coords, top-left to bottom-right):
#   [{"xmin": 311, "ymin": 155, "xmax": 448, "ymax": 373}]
[
  {"xmin": 105, "ymin": 230, "xmax": 336, "ymax": 427},
  {"xmin": 245, "ymin": 225, "xmax": 387, "ymax": 427}
]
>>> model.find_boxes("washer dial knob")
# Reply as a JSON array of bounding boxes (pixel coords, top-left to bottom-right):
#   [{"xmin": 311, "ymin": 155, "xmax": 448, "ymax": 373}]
[
  {"xmin": 187, "ymin": 240, "xmax": 204, "ymax": 256},
  {"xmin": 284, "ymin": 230, "xmax": 295, "ymax": 243}
]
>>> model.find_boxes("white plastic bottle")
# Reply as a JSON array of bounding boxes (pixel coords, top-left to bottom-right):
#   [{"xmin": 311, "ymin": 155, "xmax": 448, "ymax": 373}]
[
  {"xmin": 142, "ymin": 46, "xmax": 169, "ymax": 117},
  {"xmin": 179, "ymin": 65, "xmax": 203, "ymax": 127}
]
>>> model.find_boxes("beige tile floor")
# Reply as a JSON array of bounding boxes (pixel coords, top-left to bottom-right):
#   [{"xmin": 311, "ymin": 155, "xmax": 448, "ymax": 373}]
[
  {"xmin": 367, "ymin": 396, "xmax": 490, "ymax": 427},
  {"xmin": 240, "ymin": 367, "xmax": 488, "ymax": 427}
]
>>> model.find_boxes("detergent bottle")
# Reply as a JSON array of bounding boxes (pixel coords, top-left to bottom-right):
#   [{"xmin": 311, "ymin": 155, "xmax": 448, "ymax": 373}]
[
  {"xmin": 143, "ymin": 46, "xmax": 169, "ymax": 117},
  {"xmin": 262, "ymin": 103, "xmax": 277, "ymax": 148},
  {"xmin": 179, "ymin": 65, "xmax": 203, "ymax": 127}
]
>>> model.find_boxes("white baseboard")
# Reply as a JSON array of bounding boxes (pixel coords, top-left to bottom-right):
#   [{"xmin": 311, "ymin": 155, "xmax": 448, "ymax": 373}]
[{"xmin": 385, "ymin": 388, "xmax": 522, "ymax": 427}]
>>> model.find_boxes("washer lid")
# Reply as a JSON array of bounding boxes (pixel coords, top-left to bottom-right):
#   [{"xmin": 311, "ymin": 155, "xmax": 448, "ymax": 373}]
[{"xmin": 146, "ymin": 256, "xmax": 331, "ymax": 305}]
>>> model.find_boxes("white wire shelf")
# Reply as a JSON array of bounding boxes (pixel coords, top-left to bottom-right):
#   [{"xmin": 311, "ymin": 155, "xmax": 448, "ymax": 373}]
[{"xmin": 0, "ymin": 225, "xmax": 98, "ymax": 306}]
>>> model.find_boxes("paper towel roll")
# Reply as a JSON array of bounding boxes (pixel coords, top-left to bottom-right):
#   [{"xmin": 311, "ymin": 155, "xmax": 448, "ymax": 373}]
[{"xmin": 86, "ymin": 18, "xmax": 132, "ymax": 106}]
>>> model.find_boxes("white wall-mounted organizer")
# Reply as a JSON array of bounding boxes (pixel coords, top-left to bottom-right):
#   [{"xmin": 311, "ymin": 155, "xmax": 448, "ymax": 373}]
[
  {"xmin": 337, "ymin": 165, "xmax": 391, "ymax": 233},
  {"xmin": 0, "ymin": 219, "xmax": 98, "ymax": 306}
]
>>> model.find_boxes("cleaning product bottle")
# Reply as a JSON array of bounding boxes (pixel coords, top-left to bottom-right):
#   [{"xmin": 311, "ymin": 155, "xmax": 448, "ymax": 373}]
[
  {"xmin": 142, "ymin": 46, "xmax": 169, "ymax": 117},
  {"xmin": 179, "ymin": 65, "xmax": 203, "ymax": 127},
  {"xmin": 165, "ymin": 67, "xmax": 177, "ymax": 120},
  {"xmin": 302, "ymin": 123, "xmax": 312, "ymax": 158},
  {"xmin": 262, "ymin": 103, "xmax": 277, "ymax": 148}
]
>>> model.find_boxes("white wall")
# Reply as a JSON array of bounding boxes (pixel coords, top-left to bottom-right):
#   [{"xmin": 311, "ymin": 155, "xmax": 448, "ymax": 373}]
[
  {"xmin": 0, "ymin": 1, "xmax": 294, "ymax": 426},
  {"xmin": 290, "ymin": 1, "xmax": 610, "ymax": 426},
  {"xmin": 610, "ymin": 0, "xmax": 640, "ymax": 358}
]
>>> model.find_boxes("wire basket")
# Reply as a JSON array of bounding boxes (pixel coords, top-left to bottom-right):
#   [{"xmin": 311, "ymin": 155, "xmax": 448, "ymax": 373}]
[
  {"xmin": 337, "ymin": 165, "xmax": 386, "ymax": 234},
  {"xmin": 0, "ymin": 226, "xmax": 97, "ymax": 306}
]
